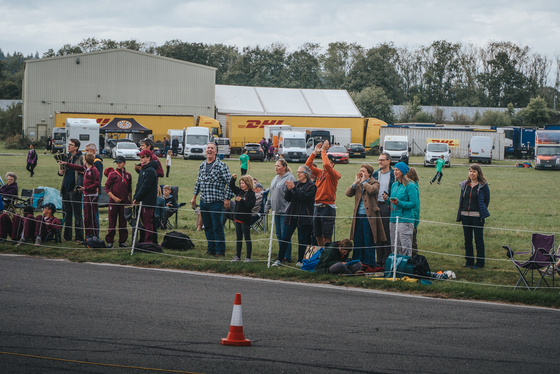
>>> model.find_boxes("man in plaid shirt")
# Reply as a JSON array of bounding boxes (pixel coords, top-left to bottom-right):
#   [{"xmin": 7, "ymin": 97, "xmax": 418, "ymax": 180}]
[{"xmin": 191, "ymin": 143, "xmax": 234, "ymax": 257}]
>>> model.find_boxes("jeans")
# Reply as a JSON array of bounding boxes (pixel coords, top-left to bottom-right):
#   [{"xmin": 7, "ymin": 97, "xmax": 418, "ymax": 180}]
[
  {"xmin": 431, "ymin": 171, "xmax": 443, "ymax": 183},
  {"xmin": 62, "ymin": 191, "xmax": 84, "ymax": 242},
  {"xmin": 353, "ymin": 214, "xmax": 376, "ymax": 266},
  {"xmin": 275, "ymin": 214, "xmax": 292, "ymax": 261},
  {"xmin": 200, "ymin": 200, "xmax": 225, "ymax": 255},
  {"xmin": 461, "ymin": 215, "xmax": 485, "ymax": 267},
  {"xmin": 278, "ymin": 222, "xmax": 312, "ymax": 263}
]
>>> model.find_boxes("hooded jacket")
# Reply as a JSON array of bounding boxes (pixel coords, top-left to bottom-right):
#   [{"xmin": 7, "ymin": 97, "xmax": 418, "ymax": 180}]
[
  {"xmin": 133, "ymin": 160, "xmax": 158, "ymax": 207},
  {"xmin": 264, "ymin": 171, "xmax": 295, "ymax": 214},
  {"xmin": 456, "ymin": 180, "xmax": 490, "ymax": 221}
]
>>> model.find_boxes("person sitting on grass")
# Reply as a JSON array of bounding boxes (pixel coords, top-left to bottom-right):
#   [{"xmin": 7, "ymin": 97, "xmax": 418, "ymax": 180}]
[
  {"xmin": 32, "ymin": 203, "xmax": 63, "ymax": 246},
  {"xmin": 314, "ymin": 239, "xmax": 362, "ymax": 275},
  {"xmin": 0, "ymin": 205, "xmax": 34, "ymax": 243}
]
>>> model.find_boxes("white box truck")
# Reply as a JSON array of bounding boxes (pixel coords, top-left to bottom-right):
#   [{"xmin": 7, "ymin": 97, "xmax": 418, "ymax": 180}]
[
  {"xmin": 278, "ymin": 130, "xmax": 307, "ymax": 163},
  {"xmin": 183, "ymin": 127, "xmax": 211, "ymax": 160},
  {"xmin": 167, "ymin": 129, "xmax": 184, "ymax": 155},
  {"xmin": 65, "ymin": 118, "xmax": 99, "ymax": 152},
  {"xmin": 381, "ymin": 135, "xmax": 410, "ymax": 165}
]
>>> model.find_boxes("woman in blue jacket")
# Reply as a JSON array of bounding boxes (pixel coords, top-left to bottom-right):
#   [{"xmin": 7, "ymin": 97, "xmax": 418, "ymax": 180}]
[
  {"xmin": 382, "ymin": 162, "xmax": 418, "ymax": 257},
  {"xmin": 457, "ymin": 164, "xmax": 490, "ymax": 269}
]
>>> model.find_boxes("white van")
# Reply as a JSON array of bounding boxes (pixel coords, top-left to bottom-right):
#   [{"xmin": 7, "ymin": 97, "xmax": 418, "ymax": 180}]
[
  {"xmin": 65, "ymin": 118, "xmax": 99, "ymax": 152},
  {"xmin": 279, "ymin": 131, "xmax": 307, "ymax": 162},
  {"xmin": 167, "ymin": 129, "xmax": 184, "ymax": 155},
  {"xmin": 424, "ymin": 142, "xmax": 451, "ymax": 167},
  {"xmin": 216, "ymin": 138, "xmax": 231, "ymax": 158},
  {"xmin": 469, "ymin": 136, "xmax": 494, "ymax": 164},
  {"xmin": 183, "ymin": 127, "xmax": 210, "ymax": 160},
  {"xmin": 52, "ymin": 127, "xmax": 66, "ymax": 153},
  {"xmin": 381, "ymin": 135, "xmax": 410, "ymax": 165}
]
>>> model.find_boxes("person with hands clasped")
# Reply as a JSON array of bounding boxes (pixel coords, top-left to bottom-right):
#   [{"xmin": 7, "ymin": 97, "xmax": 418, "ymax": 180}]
[
  {"xmin": 346, "ymin": 164, "xmax": 386, "ymax": 266},
  {"xmin": 229, "ymin": 174, "xmax": 256, "ymax": 262},
  {"xmin": 382, "ymin": 162, "xmax": 418, "ymax": 257}
]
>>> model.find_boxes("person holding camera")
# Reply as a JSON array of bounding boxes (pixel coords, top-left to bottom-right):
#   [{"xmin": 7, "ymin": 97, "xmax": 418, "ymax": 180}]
[
  {"xmin": 57, "ymin": 138, "xmax": 84, "ymax": 243},
  {"xmin": 382, "ymin": 162, "xmax": 418, "ymax": 257}
]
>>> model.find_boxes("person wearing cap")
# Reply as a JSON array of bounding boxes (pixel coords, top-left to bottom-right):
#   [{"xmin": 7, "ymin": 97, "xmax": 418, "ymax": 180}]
[
  {"xmin": 305, "ymin": 140, "xmax": 341, "ymax": 247},
  {"xmin": 251, "ymin": 182, "xmax": 264, "ymax": 217},
  {"xmin": 59, "ymin": 153, "xmax": 101, "ymax": 239},
  {"xmin": 57, "ymin": 138, "xmax": 85, "ymax": 243},
  {"xmin": 382, "ymin": 162, "xmax": 419, "ymax": 257},
  {"xmin": 134, "ymin": 138, "xmax": 164, "ymax": 178},
  {"xmin": 190, "ymin": 142, "xmax": 234, "ymax": 257},
  {"xmin": 133, "ymin": 149, "xmax": 159, "ymax": 243},
  {"xmin": 104, "ymin": 155, "xmax": 132, "ymax": 248},
  {"xmin": 30, "ymin": 203, "xmax": 62, "ymax": 246}
]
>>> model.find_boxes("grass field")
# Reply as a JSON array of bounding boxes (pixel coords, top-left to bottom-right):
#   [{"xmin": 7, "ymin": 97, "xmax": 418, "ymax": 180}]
[{"xmin": 1, "ymin": 149, "xmax": 559, "ymax": 307}]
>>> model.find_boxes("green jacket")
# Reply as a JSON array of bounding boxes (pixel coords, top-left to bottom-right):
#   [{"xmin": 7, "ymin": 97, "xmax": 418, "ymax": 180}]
[{"xmin": 315, "ymin": 242, "xmax": 349, "ymax": 274}]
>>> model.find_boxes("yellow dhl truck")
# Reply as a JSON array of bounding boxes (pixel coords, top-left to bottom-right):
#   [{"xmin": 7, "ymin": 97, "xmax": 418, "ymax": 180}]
[
  {"xmin": 224, "ymin": 115, "xmax": 384, "ymax": 150},
  {"xmin": 54, "ymin": 112, "xmax": 195, "ymax": 142}
]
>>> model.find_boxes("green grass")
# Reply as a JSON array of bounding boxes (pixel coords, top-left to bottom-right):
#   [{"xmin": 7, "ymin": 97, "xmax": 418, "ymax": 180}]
[{"xmin": 1, "ymin": 149, "xmax": 559, "ymax": 308}]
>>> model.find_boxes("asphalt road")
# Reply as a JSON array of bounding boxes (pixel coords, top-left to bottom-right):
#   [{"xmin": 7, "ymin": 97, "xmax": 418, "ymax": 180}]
[{"xmin": 1, "ymin": 254, "xmax": 559, "ymax": 374}]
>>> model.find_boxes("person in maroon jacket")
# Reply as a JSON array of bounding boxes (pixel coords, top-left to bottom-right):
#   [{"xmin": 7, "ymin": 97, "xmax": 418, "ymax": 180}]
[
  {"xmin": 104, "ymin": 156, "xmax": 132, "ymax": 248},
  {"xmin": 59, "ymin": 153, "xmax": 100, "ymax": 238},
  {"xmin": 0, "ymin": 206, "xmax": 34, "ymax": 243},
  {"xmin": 134, "ymin": 138, "xmax": 164, "ymax": 178},
  {"xmin": 32, "ymin": 203, "xmax": 63, "ymax": 246}
]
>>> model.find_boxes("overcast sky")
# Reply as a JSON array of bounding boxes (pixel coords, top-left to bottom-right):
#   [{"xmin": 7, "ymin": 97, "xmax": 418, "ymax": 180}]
[{"xmin": 2, "ymin": 0, "xmax": 559, "ymax": 64}]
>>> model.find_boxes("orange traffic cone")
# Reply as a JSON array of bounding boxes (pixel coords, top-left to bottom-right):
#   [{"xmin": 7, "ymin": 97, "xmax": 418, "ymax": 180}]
[{"xmin": 221, "ymin": 293, "xmax": 251, "ymax": 346}]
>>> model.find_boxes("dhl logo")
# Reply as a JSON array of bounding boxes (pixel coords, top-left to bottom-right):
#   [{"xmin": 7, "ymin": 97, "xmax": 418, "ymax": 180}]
[
  {"xmin": 96, "ymin": 118, "xmax": 112, "ymax": 126},
  {"xmin": 238, "ymin": 120, "xmax": 284, "ymax": 129},
  {"xmin": 427, "ymin": 138, "xmax": 459, "ymax": 147}
]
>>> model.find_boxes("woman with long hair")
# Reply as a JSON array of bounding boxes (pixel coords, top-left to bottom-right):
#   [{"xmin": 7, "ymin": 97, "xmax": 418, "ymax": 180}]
[
  {"xmin": 406, "ymin": 167, "xmax": 421, "ymax": 256},
  {"xmin": 229, "ymin": 174, "xmax": 256, "ymax": 262},
  {"xmin": 382, "ymin": 162, "xmax": 418, "ymax": 257},
  {"xmin": 457, "ymin": 164, "xmax": 490, "ymax": 269}
]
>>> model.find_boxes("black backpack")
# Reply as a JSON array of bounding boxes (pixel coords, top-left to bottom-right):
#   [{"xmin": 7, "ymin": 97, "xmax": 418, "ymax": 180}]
[
  {"xmin": 85, "ymin": 236, "xmax": 105, "ymax": 249},
  {"xmin": 135, "ymin": 242, "xmax": 163, "ymax": 253},
  {"xmin": 412, "ymin": 255, "xmax": 431, "ymax": 278},
  {"xmin": 162, "ymin": 231, "xmax": 194, "ymax": 251}
]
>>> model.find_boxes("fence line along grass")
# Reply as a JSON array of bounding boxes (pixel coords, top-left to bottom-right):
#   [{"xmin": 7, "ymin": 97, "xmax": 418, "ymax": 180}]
[{"xmin": 1, "ymin": 149, "xmax": 559, "ymax": 308}]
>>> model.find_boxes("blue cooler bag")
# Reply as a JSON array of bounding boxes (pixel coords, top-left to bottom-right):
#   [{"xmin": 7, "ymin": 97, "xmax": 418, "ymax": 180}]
[{"xmin": 384, "ymin": 254, "xmax": 414, "ymax": 278}]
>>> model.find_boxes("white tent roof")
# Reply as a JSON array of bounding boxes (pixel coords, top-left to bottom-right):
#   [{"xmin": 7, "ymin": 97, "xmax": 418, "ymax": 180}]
[{"xmin": 215, "ymin": 85, "xmax": 362, "ymax": 117}]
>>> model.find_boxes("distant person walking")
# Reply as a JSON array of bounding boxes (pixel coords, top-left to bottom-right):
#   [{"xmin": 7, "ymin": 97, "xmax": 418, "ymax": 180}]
[
  {"xmin": 239, "ymin": 149, "xmax": 250, "ymax": 175},
  {"xmin": 26, "ymin": 144, "xmax": 38, "ymax": 177},
  {"xmin": 430, "ymin": 155, "xmax": 446, "ymax": 185},
  {"xmin": 457, "ymin": 164, "xmax": 490, "ymax": 269}
]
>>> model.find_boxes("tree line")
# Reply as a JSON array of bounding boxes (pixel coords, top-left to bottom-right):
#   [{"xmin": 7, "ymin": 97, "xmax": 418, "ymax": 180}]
[{"xmin": 1, "ymin": 38, "xmax": 559, "ymax": 126}]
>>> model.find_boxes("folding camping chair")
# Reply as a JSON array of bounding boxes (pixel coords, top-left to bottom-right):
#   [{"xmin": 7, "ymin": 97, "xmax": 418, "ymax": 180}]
[
  {"xmin": 251, "ymin": 188, "xmax": 269, "ymax": 233},
  {"xmin": 159, "ymin": 185, "xmax": 186, "ymax": 229},
  {"xmin": 503, "ymin": 233, "xmax": 556, "ymax": 291}
]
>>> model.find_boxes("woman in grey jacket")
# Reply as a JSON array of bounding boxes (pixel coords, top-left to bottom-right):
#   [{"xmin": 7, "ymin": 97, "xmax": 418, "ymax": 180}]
[{"xmin": 265, "ymin": 159, "xmax": 296, "ymax": 262}]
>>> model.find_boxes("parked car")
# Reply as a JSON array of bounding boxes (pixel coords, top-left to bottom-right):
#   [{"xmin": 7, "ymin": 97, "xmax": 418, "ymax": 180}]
[
  {"xmin": 347, "ymin": 143, "xmax": 366, "ymax": 158},
  {"xmin": 327, "ymin": 146, "xmax": 349, "ymax": 164},
  {"xmin": 112, "ymin": 142, "xmax": 140, "ymax": 160},
  {"xmin": 244, "ymin": 143, "xmax": 265, "ymax": 161},
  {"xmin": 105, "ymin": 138, "xmax": 135, "ymax": 156}
]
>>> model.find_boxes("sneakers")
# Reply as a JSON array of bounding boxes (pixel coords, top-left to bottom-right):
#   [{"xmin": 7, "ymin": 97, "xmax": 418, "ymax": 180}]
[
  {"xmin": 430, "ymin": 181, "xmax": 433, "ymax": 185},
  {"xmin": 34, "ymin": 237, "xmax": 41, "ymax": 247},
  {"xmin": 271, "ymin": 259, "xmax": 282, "ymax": 267},
  {"xmin": 295, "ymin": 262, "xmax": 303, "ymax": 267},
  {"xmin": 106, "ymin": 243, "xmax": 114, "ymax": 248},
  {"xmin": 244, "ymin": 258, "xmax": 252, "ymax": 263},
  {"xmin": 16, "ymin": 238, "xmax": 26, "ymax": 247},
  {"xmin": 118, "ymin": 243, "xmax": 127, "ymax": 248},
  {"xmin": 231, "ymin": 256, "xmax": 241, "ymax": 262},
  {"xmin": 437, "ymin": 181, "xmax": 440, "ymax": 185}
]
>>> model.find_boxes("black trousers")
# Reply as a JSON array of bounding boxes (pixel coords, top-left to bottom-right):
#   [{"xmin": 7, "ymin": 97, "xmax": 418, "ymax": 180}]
[
  {"xmin": 26, "ymin": 162, "xmax": 37, "ymax": 175},
  {"xmin": 62, "ymin": 191, "xmax": 84, "ymax": 241},
  {"xmin": 234, "ymin": 221, "xmax": 252, "ymax": 259}
]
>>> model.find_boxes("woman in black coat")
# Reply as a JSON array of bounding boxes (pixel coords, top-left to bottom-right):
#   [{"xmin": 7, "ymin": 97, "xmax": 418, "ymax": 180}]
[
  {"xmin": 271, "ymin": 165, "xmax": 317, "ymax": 267},
  {"xmin": 229, "ymin": 174, "xmax": 256, "ymax": 262}
]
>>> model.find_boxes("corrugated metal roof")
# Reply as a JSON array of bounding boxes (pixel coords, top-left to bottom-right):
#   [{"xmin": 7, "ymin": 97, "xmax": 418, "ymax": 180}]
[
  {"xmin": 0, "ymin": 100, "xmax": 22, "ymax": 111},
  {"xmin": 392, "ymin": 105, "xmax": 521, "ymax": 122},
  {"xmin": 215, "ymin": 85, "xmax": 362, "ymax": 117}
]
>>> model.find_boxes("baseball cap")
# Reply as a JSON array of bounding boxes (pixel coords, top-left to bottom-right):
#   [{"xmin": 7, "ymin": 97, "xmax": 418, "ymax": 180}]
[
  {"xmin": 41, "ymin": 202, "xmax": 56, "ymax": 213},
  {"xmin": 114, "ymin": 155, "xmax": 127, "ymax": 163},
  {"xmin": 138, "ymin": 149, "xmax": 153, "ymax": 158},
  {"xmin": 255, "ymin": 183, "xmax": 263, "ymax": 189}
]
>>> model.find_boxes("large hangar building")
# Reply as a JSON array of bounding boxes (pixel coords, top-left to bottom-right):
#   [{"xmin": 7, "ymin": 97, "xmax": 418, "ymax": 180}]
[{"xmin": 22, "ymin": 49, "xmax": 216, "ymax": 141}]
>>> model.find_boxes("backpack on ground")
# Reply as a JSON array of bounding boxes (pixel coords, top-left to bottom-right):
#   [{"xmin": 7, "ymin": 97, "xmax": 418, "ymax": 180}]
[
  {"xmin": 384, "ymin": 254, "xmax": 414, "ymax": 278},
  {"xmin": 412, "ymin": 254, "xmax": 431, "ymax": 278},
  {"xmin": 301, "ymin": 248, "xmax": 324, "ymax": 272},
  {"xmin": 85, "ymin": 236, "xmax": 105, "ymax": 249},
  {"xmin": 135, "ymin": 242, "xmax": 163, "ymax": 253},
  {"xmin": 161, "ymin": 231, "xmax": 194, "ymax": 251}
]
